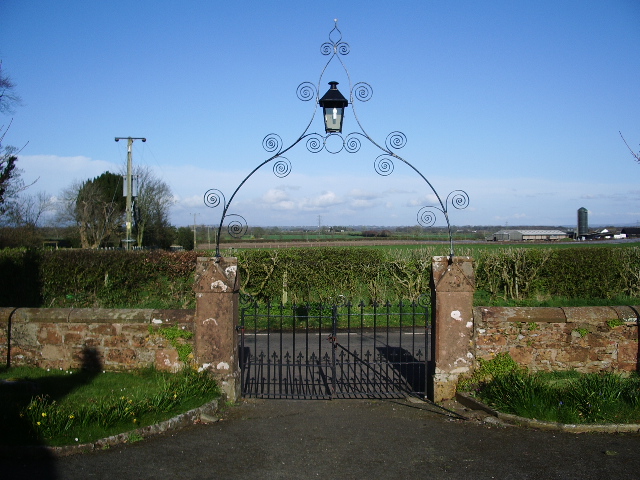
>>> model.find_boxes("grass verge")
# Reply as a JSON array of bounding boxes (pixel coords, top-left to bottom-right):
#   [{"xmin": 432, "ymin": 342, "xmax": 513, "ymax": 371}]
[
  {"xmin": 459, "ymin": 354, "xmax": 640, "ymax": 424},
  {"xmin": 0, "ymin": 366, "xmax": 221, "ymax": 447}
]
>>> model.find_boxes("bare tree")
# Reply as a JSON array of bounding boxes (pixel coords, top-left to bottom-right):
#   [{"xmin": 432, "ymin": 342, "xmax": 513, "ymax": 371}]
[
  {"xmin": 129, "ymin": 166, "xmax": 174, "ymax": 247},
  {"xmin": 0, "ymin": 61, "xmax": 22, "ymax": 114},
  {"xmin": 620, "ymin": 131, "xmax": 640, "ymax": 164},
  {"xmin": 2, "ymin": 191, "xmax": 53, "ymax": 227}
]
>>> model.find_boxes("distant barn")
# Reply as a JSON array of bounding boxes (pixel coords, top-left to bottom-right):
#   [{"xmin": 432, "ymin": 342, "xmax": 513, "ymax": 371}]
[
  {"xmin": 621, "ymin": 227, "xmax": 640, "ymax": 238},
  {"xmin": 490, "ymin": 229, "xmax": 569, "ymax": 241}
]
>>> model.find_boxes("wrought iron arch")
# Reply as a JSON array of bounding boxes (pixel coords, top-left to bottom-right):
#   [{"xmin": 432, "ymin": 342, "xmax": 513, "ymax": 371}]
[{"xmin": 204, "ymin": 20, "xmax": 468, "ymax": 257}]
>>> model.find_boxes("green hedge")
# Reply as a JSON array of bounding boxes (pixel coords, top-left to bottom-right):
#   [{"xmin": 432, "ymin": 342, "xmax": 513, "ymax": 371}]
[
  {"xmin": 474, "ymin": 246, "xmax": 640, "ymax": 303},
  {"xmin": 0, "ymin": 249, "xmax": 200, "ymax": 309},
  {"xmin": 235, "ymin": 247, "xmax": 435, "ymax": 304},
  {"xmin": 1, "ymin": 246, "xmax": 639, "ymax": 308}
]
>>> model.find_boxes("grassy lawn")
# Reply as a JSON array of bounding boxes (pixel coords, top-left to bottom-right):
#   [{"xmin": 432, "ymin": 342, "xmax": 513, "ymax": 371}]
[
  {"xmin": 460, "ymin": 354, "xmax": 640, "ymax": 424},
  {"xmin": 0, "ymin": 366, "xmax": 221, "ymax": 447}
]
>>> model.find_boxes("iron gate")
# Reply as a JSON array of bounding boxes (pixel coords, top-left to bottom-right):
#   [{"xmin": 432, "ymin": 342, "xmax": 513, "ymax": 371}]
[{"xmin": 239, "ymin": 301, "xmax": 430, "ymax": 399}]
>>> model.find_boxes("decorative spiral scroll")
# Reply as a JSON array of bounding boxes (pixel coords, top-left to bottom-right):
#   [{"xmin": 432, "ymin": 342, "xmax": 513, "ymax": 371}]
[
  {"xmin": 262, "ymin": 133, "xmax": 283, "ymax": 153},
  {"xmin": 240, "ymin": 292, "xmax": 258, "ymax": 307},
  {"xmin": 296, "ymin": 82, "xmax": 316, "ymax": 102},
  {"xmin": 447, "ymin": 190, "xmax": 470, "ymax": 210},
  {"xmin": 272, "ymin": 157, "xmax": 292, "ymax": 178},
  {"xmin": 352, "ymin": 82, "xmax": 373, "ymax": 102},
  {"xmin": 306, "ymin": 133, "xmax": 324, "ymax": 153},
  {"xmin": 320, "ymin": 42, "xmax": 334, "ymax": 56},
  {"xmin": 374, "ymin": 155, "xmax": 395, "ymax": 176},
  {"xmin": 226, "ymin": 214, "xmax": 248, "ymax": 239},
  {"xmin": 385, "ymin": 131, "xmax": 407, "ymax": 150},
  {"xmin": 320, "ymin": 40, "xmax": 349, "ymax": 56},
  {"xmin": 204, "ymin": 189, "xmax": 225, "ymax": 209},
  {"xmin": 336, "ymin": 42, "xmax": 350, "ymax": 55},
  {"xmin": 417, "ymin": 293, "xmax": 430, "ymax": 309},
  {"xmin": 344, "ymin": 133, "xmax": 362, "ymax": 153},
  {"xmin": 417, "ymin": 206, "xmax": 441, "ymax": 227}
]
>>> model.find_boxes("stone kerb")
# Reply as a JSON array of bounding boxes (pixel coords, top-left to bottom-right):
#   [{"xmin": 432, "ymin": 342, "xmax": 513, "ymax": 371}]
[
  {"xmin": 430, "ymin": 255, "xmax": 475, "ymax": 402},
  {"xmin": 193, "ymin": 257, "xmax": 240, "ymax": 402}
]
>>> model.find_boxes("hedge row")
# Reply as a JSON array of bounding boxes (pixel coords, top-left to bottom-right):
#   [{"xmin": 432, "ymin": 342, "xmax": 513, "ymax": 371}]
[
  {"xmin": 0, "ymin": 249, "xmax": 200, "ymax": 309},
  {"xmin": 235, "ymin": 247, "xmax": 435, "ymax": 304},
  {"xmin": 1, "ymin": 246, "xmax": 639, "ymax": 308},
  {"xmin": 0, "ymin": 247, "xmax": 438, "ymax": 308},
  {"xmin": 474, "ymin": 246, "xmax": 640, "ymax": 302}
]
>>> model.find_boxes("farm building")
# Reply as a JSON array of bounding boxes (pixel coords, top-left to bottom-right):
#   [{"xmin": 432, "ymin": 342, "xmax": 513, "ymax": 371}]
[
  {"xmin": 621, "ymin": 227, "xmax": 640, "ymax": 238},
  {"xmin": 490, "ymin": 229, "xmax": 569, "ymax": 241}
]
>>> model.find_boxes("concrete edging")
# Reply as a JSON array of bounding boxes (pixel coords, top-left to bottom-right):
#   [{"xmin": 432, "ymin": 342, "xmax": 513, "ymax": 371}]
[{"xmin": 456, "ymin": 392, "xmax": 640, "ymax": 434}]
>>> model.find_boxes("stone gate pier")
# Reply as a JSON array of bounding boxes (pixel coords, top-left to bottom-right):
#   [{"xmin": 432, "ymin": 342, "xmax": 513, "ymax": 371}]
[
  {"xmin": 430, "ymin": 256, "xmax": 475, "ymax": 402},
  {"xmin": 193, "ymin": 257, "xmax": 241, "ymax": 402}
]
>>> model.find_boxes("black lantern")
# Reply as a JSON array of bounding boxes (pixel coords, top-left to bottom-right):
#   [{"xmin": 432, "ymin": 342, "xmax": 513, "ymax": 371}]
[{"xmin": 319, "ymin": 81, "xmax": 349, "ymax": 133}]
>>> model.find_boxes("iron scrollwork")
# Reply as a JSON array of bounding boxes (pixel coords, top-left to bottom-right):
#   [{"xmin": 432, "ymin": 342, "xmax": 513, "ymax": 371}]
[{"xmin": 205, "ymin": 20, "xmax": 469, "ymax": 257}]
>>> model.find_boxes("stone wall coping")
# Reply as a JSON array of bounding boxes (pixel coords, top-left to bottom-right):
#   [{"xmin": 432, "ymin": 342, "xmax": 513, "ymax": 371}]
[
  {"xmin": 0, "ymin": 308, "xmax": 195, "ymax": 324},
  {"xmin": 475, "ymin": 305, "xmax": 640, "ymax": 325}
]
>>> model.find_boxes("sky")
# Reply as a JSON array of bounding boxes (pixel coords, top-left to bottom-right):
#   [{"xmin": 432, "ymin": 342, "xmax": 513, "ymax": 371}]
[{"xmin": 1, "ymin": 0, "xmax": 639, "ymax": 229}]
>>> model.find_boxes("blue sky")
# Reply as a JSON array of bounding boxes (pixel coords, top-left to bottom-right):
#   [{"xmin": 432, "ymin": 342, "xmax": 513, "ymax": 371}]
[{"xmin": 1, "ymin": 0, "xmax": 639, "ymax": 229}]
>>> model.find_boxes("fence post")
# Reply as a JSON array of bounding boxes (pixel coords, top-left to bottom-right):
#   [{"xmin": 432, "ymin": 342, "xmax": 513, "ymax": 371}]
[
  {"xmin": 430, "ymin": 255, "xmax": 475, "ymax": 402},
  {"xmin": 193, "ymin": 256, "xmax": 240, "ymax": 402}
]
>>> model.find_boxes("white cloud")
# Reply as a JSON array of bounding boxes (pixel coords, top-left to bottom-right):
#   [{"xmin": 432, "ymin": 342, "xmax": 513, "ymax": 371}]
[
  {"xmin": 262, "ymin": 188, "xmax": 290, "ymax": 204},
  {"xmin": 16, "ymin": 153, "xmax": 640, "ymax": 227},
  {"xmin": 18, "ymin": 155, "xmax": 120, "ymax": 193},
  {"xmin": 350, "ymin": 198, "xmax": 377, "ymax": 209},
  {"xmin": 406, "ymin": 194, "xmax": 440, "ymax": 207},
  {"xmin": 349, "ymin": 189, "xmax": 380, "ymax": 200},
  {"xmin": 299, "ymin": 191, "xmax": 343, "ymax": 211}
]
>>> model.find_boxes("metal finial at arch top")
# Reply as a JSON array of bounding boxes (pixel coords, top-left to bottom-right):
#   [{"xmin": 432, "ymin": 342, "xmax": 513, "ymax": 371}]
[{"xmin": 204, "ymin": 21, "xmax": 468, "ymax": 258}]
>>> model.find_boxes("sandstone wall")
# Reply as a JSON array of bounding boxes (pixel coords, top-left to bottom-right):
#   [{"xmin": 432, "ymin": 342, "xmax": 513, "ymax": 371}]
[
  {"xmin": 0, "ymin": 308, "xmax": 195, "ymax": 371},
  {"xmin": 474, "ymin": 306, "xmax": 639, "ymax": 372}
]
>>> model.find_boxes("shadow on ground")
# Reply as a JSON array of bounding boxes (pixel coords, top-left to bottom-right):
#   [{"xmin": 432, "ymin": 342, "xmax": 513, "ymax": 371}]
[{"xmin": 1, "ymin": 347, "xmax": 102, "ymax": 479}]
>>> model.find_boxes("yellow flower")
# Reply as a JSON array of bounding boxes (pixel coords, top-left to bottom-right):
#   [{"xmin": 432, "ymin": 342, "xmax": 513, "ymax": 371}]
[
  {"xmin": 69, "ymin": 415, "xmax": 75, "ymax": 419},
  {"xmin": 41, "ymin": 412, "xmax": 47, "ymax": 417},
  {"xmin": 37, "ymin": 421, "xmax": 41, "ymax": 426}
]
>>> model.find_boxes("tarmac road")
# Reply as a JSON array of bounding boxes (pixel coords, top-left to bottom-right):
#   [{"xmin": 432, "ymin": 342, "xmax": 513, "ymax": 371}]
[
  {"xmin": 241, "ymin": 328, "xmax": 429, "ymax": 398},
  {"xmin": 6, "ymin": 397, "xmax": 640, "ymax": 480}
]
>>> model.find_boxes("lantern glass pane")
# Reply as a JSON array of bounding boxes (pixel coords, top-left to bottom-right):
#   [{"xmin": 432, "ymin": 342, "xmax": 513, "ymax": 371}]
[{"xmin": 323, "ymin": 107, "xmax": 344, "ymax": 132}]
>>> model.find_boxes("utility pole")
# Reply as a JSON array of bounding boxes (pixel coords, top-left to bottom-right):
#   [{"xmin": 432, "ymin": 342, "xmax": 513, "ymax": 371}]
[
  {"xmin": 115, "ymin": 137, "xmax": 146, "ymax": 250},
  {"xmin": 193, "ymin": 213, "xmax": 198, "ymax": 250}
]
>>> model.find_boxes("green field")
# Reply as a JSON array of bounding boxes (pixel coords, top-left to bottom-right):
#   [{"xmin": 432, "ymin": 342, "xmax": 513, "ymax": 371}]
[{"xmin": 216, "ymin": 238, "xmax": 640, "ymax": 256}]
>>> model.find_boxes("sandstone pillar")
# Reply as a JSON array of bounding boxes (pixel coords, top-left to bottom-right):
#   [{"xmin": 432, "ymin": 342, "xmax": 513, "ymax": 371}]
[
  {"xmin": 193, "ymin": 257, "xmax": 240, "ymax": 401},
  {"xmin": 430, "ymin": 256, "xmax": 475, "ymax": 402}
]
